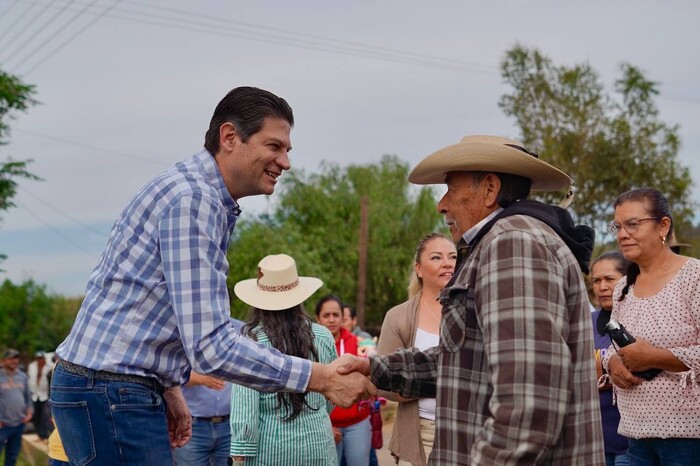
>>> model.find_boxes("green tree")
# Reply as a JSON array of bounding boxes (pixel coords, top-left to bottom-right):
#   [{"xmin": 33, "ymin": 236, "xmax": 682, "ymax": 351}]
[
  {"xmin": 226, "ymin": 155, "xmax": 445, "ymax": 328},
  {"xmin": 0, "ymin": 70, "xmax": 40, "ymax": 262},
  {"xmin": 499, "ymin": 45, "xmax": 694, "ymax": 237},
  {"xmin": 0, "ymin": 279, "xmax": 79, "ymax": 356}
]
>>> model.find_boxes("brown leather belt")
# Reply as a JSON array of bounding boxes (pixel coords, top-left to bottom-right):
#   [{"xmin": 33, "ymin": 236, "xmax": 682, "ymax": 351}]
[
  {"xmin": 192, "ymin": 415, "xmax": 230, "ymax": 423},
  {"xmin": 57, "ymin": 359, "xmax": 164, "ymax": 393}
]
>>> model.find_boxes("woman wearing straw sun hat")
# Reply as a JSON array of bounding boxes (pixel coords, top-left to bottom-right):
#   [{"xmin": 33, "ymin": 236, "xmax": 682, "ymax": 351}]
[{"xmin": 229, "ymin": 254, "xmax": 338, "ymax": 466}]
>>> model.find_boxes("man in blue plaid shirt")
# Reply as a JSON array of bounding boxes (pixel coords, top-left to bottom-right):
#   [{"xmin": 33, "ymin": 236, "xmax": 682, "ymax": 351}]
[{"xmin": 51, "ymin": 87, "xmax": 374, "ymax": 466}]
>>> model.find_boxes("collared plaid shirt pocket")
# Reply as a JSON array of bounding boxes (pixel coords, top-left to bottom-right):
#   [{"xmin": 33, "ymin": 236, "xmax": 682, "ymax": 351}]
[{"xmin": 438, "ymin": 284, "xmax": 479, "ymax": 353}]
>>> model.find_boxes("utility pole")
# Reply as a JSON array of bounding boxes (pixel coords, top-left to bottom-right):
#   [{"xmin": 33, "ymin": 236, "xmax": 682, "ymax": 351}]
[{"xmin": 356, "ymin": 195, "xmax": 369, "ymax": 329}]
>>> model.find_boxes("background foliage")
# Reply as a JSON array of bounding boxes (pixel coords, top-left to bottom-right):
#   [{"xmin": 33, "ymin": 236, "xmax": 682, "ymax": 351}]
[
  {"xmin": 499, "ymin": 45, "xmax": 695, "ymax": 241},
  {"xmin": 0, "ymin": 279, "xmax": 80, "ymax": 362},
  {"xmin": 2, "ymin": 48, "xmax": 700, "ymax": 354},
  {"xmin": 226, "ymin": 155, "xmax": 445, "ymax": 330},
  {"xmin": 0, "ymin": 70, "xmax": 40, "ymax": 263}
]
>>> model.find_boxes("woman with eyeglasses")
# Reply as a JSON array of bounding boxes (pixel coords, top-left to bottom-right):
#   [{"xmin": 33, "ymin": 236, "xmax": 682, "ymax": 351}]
[{"xmin": 601, "ymin": 188, "xmax": 700, "ymax": 466}]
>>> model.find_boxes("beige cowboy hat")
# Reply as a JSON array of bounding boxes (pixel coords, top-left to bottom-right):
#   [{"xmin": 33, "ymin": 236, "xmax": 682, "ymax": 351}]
[
  {"xmin": 668, "ymin": 231, "xmax": 692, "ymax": 254},
  {"xmin": 408, "ymin": 135, "xmax": 571, "ymax": 192},
  {"xmin": 234, "ymin": 254, "xmax": 323, "ymax": 311}
]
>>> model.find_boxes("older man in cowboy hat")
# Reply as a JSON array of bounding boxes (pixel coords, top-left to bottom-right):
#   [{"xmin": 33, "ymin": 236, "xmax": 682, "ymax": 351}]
[{"xmin": 342, "ymin": 135, "xmax": 604, "ymax": 465}]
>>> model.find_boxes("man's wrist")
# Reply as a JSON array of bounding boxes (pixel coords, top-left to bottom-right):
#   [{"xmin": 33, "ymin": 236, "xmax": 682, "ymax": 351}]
[{"xmin": 307, "ymin": 362, "xmax": 329, "ymax": 394}]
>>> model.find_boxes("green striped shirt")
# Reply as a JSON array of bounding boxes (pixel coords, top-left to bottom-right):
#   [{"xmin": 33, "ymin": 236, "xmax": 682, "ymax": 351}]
[{"xmin": 230, "ymin": 323, "xmax": 338, "ymax": 465}]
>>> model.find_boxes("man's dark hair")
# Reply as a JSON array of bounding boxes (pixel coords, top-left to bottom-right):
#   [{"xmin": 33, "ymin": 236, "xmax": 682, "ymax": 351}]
[
  {"xmin": 344, "ymin": 305, "xmax": 357, "ymax": 319},
  {"xmin": 203, "ymin": 86, "xmax": 294, "ymax": 155},
  {"xmin": 496, "ymin": 172, "xmax": 532, "ymax": 208}
]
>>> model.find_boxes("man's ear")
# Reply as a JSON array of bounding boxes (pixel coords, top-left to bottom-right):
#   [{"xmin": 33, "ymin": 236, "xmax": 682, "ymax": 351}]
[
  {"xmin": 482, "ymin": 173, "xmax": 501, "ymax": 208},
  {"xmin": 218, "ymin": 122, "xmax": 238, "ymax": 153}
]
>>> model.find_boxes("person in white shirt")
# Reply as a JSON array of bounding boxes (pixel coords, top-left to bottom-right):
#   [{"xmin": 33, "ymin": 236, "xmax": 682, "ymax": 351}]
[{"xmin": 27, "ymin": 351, "xmax": 52, "ymax": 441}]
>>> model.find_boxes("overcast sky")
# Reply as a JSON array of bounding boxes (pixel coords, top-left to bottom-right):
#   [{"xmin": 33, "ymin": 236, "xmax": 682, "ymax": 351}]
[{"xmin": 1, "ymin": 0, "xmax": 699, "ymax": 296}]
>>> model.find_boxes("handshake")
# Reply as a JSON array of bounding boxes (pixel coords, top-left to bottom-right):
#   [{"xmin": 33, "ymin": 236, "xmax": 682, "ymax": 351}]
[{"xmin": 309, "ymin": 354, "xmax": 376, "ymax": 408}]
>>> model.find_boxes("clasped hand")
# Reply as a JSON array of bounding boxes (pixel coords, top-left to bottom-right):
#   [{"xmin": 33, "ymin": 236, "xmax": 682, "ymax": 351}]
[{"xmin": 310, "ymin": 354, "xmax": 376, "ymax": 408}]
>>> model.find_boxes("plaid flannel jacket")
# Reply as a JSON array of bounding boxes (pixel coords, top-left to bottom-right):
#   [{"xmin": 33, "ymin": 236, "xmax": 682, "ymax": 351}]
[{"xmin": 372, "ymin": 215, "xmax": 604, "ymax": 465}]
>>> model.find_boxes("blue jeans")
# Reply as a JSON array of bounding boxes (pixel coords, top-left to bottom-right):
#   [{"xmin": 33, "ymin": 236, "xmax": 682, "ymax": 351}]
[
  {"xmin": 336, "ymin": 418, "xmax": 371, "ymax": 466},
  {"xmin": 50, "ymin": 364, "xmax": 172, "ymax": 466},
  {"xmin": 48, "ymin": 460, "xmax": 70, "ymax": 466},
  {"xmin": 0, "ymin": 423, "xmax": 25, "ymax": 466},
  {"xmin": 606, "ymin": 452, "xmax": 629, "ymax": 466},
  {"xmin": 340, "ymin": 448, "xmax": 377, "ymax": 466},
  {"xmin": 172, "ymin": 418, "xmax": 230, "ymax": 466},
  {"xmin": 628, "ymin": 438, "xmax": 700, "ymax": 466}
]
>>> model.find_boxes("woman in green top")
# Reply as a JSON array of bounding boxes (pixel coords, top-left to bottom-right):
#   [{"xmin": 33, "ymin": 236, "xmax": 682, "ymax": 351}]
[{"xmin": 230, "ymin": 254, "xmax": 338, "ymax": 466}]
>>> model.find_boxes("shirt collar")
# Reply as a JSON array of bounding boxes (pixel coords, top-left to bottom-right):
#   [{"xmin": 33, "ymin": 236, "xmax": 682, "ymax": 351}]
[
  {"xmin": 461, "ymin": 207, "xmax": 504, "ymax": 244},
  {"xmin": 197, "ymin": 149, "xmax": 241, "ymax": 216}
]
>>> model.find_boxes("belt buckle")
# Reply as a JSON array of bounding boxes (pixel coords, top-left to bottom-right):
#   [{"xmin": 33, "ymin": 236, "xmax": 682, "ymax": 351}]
[{"xmin": 210, "ymin": 416, "xmax": 224, "ymax": 423}]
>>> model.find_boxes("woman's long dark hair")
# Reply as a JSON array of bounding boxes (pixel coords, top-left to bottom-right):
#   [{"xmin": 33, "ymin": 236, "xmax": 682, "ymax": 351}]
[
  {"xmin": 244, "ymin": 305, "xmax": 320, "ymax": 421},
  {"xmin": 613, "ymin": 188, "xmax": 673, "ymax": 301}
]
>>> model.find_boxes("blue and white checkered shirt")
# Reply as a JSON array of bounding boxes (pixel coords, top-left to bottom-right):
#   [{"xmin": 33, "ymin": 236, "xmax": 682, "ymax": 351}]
[{"xmin": 57, "ymin": 150, "xmax": 311, "ymax": 391}]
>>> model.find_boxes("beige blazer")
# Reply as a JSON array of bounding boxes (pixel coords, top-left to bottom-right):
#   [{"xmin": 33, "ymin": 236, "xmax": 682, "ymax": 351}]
[{"xmin": 376, "ymin": 292, "xmax": 427, "ymax": 466}]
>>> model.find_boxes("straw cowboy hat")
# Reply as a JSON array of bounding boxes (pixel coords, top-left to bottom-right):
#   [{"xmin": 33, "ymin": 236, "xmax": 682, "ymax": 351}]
[
  {"xmin": 408, "ymin": 135, "xmax": 571, "ymax": 192},
  {"xmin": 234, "ymin": 254, "xmax": 323, "ymax": 311}
]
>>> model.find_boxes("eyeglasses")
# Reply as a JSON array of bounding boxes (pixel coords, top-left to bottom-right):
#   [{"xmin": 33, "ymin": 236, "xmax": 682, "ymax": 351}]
[{"xmin": 607, "ymin": 217, "xmax": 659, "ymax": 235}]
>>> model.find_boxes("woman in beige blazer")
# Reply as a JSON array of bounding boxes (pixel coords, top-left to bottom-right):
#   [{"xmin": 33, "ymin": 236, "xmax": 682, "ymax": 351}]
[{"xmin": 377, "ymin": 233, "xmax": 456, "ymax": 466}]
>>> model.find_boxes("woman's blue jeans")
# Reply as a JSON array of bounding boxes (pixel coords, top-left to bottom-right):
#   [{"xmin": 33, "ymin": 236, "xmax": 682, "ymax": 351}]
[
  {"xmin": 606, "ymin": 452, "xmax": 629, "ymax": 466},
  {"xmin": 336, "ymin": 417, "xmax": 371, "ymax": 466},
  {"xmin": 628, "ymin": 437, "xmax": 700, "ymax": 466},
  {"xmin": 50, "ymin": 364, "xmax": 172, "ymax": 466}
]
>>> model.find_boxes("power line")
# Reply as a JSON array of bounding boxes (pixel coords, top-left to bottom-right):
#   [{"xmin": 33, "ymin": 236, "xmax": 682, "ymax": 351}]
[
  {"xmin": 7, "ymin": 0, "xmax": 101, "ymax": 72},
  {"xmin": 0, "ymin": 0, "xmax": 39, "ymax": 47},
  {"xmin": 14, "ymin": 128, "xmax": 167, "ymax": 165},
  {"xmin": 114, "ymin": 0, "xmax": 496, "ymax": 74},
  {"xmin": 4, "ymin": 0, "xmax": 700, "ymax": 104},
  {"xmin": 14, "ymin": 199, "xmax": 98, "ymax": 259},
  {"xmin": 0, "ymin": 0, "xmax": 71, "ymax": 65},
  {"xmin": 18, "ymin": 185, "xmax": 106, "ymax": 237},
  {"xmin": 21, "ymin": 0, "xmax": 121, "ymax": 74},
  {"xmin": 4, "ymin": 0, "xmax": 498, "ymax": 76},
  {"xmin": 0, "ymin": 0, "xmax": 20, "ymax": 26}
]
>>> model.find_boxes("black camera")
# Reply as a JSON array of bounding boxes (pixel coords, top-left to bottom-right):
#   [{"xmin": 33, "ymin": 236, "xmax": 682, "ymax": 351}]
[{"xmin": 605, "ymin": 319, "xmax": 661, "ymax": 381}]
